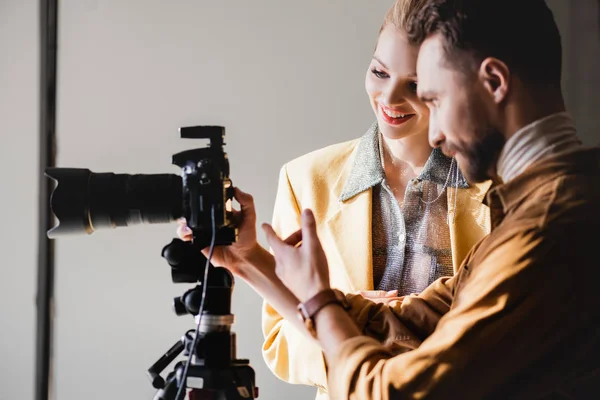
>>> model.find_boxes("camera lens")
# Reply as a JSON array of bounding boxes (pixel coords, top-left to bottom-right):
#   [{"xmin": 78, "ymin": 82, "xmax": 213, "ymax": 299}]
[{"xmin": 45, "ymin": 168, "xmax": 183, "ymax": 238}]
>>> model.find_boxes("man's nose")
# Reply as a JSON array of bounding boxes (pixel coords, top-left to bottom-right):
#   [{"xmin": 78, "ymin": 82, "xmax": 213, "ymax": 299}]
[{"xmin": 428, "ymin": 117, "xmax": 444, "ymax": 148}]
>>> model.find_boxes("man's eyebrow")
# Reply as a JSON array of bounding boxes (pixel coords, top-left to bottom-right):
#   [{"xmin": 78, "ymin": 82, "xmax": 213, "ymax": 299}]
[{"xmin": 418, "ymin": 90, "xmax": 436, "ymax": 102}]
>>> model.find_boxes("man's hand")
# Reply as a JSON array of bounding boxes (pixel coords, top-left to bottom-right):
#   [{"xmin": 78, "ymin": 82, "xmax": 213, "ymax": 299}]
[
  {"xmin": 262, "ymin": 209, "xmax": 330, "ymax": 303},
  {"xmin": 176, "ymin": 187, "xmax": 260, "ymax": 275}
]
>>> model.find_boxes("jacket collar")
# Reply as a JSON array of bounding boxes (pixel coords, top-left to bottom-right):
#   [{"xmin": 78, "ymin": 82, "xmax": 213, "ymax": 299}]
[{"xmin": 497, "ymin": 112, "xmax": 581, "ymax": 183}]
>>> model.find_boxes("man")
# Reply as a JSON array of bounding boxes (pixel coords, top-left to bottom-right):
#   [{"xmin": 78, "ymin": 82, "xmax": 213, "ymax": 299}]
[{"xmin": 179, "ymin": 0, "xmax": 599, "ymax": 398}]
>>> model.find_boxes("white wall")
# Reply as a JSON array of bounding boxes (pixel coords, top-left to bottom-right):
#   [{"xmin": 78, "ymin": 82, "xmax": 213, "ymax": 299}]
[
  {"xmin": 1, "ymin": 1, "xmax": 389, "ymax": 399},
  {"xmin": 0, "ymin": 1, "xmax": 598, "ymax": 400},
  {"xmin": 564, "ymin": 0, "xmax": 600, "ymax": 144},
  {"xmin": 0, "ymin": 1, "xmax": 39, "ymax": 400}
]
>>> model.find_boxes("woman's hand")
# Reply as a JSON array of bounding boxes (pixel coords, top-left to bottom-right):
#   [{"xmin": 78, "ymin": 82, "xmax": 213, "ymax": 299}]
[
  {"xmin": 358, "ymin": 290, "xmax": 402, "ymax": 305},
  {"xmin": 176, "ymin": 187, "xmax": 261, "ymax": 275}
]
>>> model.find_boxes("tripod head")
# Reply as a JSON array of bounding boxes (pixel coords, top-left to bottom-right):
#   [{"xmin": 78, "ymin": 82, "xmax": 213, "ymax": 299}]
[{"xmin": 146, "ymin": 238, "xmax": 258, "ymax": 400}]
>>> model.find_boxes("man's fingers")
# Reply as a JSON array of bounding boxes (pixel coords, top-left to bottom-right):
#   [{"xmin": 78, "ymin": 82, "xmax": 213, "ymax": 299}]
[
  {"xmin": 176, "ymin": 221, "xmax": 192, "ymax": 241},
  {"xmin": 234, "ymin": 187, "xmax": 255, "ymax": 212},
  {"xmin": 262, "ymin": 223, "xmax": 286, "ymax": 255},
  {"xmin": 300, "ymin": 209, "xmax": 318, "ymax": 248},
  {"xmin": 230, "ymin": 209, "xmax": 242, "ymax": 226},
  {"xmin": 177, "ymin": 231, "xmax": 193, "ymax": 242},
  {"xmin": 283, "ymin": 229, "xmax": 303, "ymax": 247}
]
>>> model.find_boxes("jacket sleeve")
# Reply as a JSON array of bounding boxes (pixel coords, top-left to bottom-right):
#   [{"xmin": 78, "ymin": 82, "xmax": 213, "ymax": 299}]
[
  {"xmin": 261, "ymin": 165, "xmax": 329, "ymax": 390},
  {"xmin": 326, "ymin": 228, "xmax": 588, "ymax": 400},
  {"xmin": 345, "ymin": 273, "xmax": 456, "ymax": 345}
]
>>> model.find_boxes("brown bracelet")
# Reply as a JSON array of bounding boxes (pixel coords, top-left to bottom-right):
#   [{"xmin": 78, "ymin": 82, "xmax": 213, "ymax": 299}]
[{"xmin": 297, "ymin": 289, "xmax": 349, "ymax": 338}]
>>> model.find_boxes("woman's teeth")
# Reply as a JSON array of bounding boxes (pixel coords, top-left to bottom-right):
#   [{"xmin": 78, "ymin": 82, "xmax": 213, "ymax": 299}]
[{"xmin": 383, "ymin": 108, "xmax": 410, "ymax": 118}]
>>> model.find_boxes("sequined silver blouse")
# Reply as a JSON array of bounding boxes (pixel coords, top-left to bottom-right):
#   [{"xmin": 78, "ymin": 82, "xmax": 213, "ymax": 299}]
[{"xmin": 339, "ymin": 123, "xmax": 468, "ymax": 295}]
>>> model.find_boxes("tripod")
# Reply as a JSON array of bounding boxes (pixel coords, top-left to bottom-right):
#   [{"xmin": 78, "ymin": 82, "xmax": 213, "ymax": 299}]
[{"xmin": 146, "ymin": 238, "xmax": 258, "ymax": 400}]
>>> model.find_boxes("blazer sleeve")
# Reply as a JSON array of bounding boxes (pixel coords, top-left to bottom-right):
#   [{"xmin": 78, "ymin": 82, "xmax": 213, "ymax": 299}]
[{"xmin": 261, "ymin": 165, "xmax": 329, "ymax": 391}]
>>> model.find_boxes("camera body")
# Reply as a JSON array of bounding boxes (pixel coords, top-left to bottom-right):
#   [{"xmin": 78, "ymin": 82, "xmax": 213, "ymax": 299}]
[{"xmin": 175, "ymin": 126, "xmax": 237, "ymax": 249}]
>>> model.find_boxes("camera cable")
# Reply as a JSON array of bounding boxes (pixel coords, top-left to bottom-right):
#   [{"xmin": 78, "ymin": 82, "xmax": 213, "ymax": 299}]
[{"xmin": 174, "ymin": 204, "xmax": 217, "ymax": 400}]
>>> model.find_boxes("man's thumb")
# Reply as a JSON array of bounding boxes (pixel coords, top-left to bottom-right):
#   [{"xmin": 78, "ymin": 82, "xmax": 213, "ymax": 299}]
[
  {"xmin": 234, "ymin": 187, "xmax": 255, "ymax": 212},
  {"xmin": 262, "ymin": 223, "xmax": 282, "ymax": 252}
]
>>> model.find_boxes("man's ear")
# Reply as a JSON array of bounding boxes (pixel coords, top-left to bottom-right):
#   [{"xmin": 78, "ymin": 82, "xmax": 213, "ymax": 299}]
[{"xmin": 479, "ymin": 57, "xmax": 510, "ymax": 104}]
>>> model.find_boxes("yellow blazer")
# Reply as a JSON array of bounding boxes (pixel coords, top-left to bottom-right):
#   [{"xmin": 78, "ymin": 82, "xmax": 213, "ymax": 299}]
[{"xmin": 261, "ymin": 137, "xmax": 491, "ymax": 399}]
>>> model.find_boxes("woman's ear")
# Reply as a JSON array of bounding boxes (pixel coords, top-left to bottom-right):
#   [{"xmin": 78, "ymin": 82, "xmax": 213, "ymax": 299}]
[{"xmin": 479, "ymin": 57, "xmax": 510, "ymax": 104}]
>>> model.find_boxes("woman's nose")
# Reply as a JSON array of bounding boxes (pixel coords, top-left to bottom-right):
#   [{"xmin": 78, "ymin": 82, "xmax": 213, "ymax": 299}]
[{"xmin": 381, "ymin": 81, "xmax": 409, "ymax": 105}]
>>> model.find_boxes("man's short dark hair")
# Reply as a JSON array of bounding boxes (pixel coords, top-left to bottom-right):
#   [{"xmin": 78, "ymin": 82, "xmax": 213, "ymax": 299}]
[{"xmin": 407, "ymin": 0, "xmax": 563, "ymax": 88}]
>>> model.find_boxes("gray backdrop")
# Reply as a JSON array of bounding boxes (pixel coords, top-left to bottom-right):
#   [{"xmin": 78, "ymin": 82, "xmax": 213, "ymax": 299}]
[{"xmin": 1, "ymin": 1, "xmax": 598, "ymax": 399}]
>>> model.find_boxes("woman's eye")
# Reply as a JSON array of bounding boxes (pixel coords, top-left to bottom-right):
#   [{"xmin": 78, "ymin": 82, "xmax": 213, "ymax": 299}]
[
  {"xmin": 371, "ymin": 68, "xmax": 389, "ymax": 79},
  {"xmin": 409, "ymin": 81, "xmax": 418, "ymax": 92}
]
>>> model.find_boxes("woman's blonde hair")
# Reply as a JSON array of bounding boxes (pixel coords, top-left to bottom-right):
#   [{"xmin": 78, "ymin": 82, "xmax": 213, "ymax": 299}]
[{"xmin": 379, "ymin": 0, "xmax": 428, "ymax": 34}]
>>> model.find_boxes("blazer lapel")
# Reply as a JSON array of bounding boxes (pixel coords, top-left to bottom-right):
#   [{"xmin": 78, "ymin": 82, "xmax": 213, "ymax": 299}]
[{"xmin": 319, "ymin": 162, "xmax": 374, "ymax": 292}]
